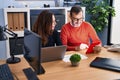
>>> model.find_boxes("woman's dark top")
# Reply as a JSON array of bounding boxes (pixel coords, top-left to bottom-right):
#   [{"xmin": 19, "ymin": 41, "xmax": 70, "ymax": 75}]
[{"xmin": 42, "ymin": 30, "xmax": 62, "ymax": 47}]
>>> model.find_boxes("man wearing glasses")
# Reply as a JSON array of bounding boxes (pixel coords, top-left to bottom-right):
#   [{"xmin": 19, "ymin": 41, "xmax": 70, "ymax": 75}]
[{"xmin": 60, "ymin": 5, "xmax": 101, "ymax": 52}]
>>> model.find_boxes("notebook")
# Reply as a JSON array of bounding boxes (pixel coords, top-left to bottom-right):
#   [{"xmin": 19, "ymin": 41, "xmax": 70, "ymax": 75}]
[
  {"xmin": 41, "ymin": 45, "xmax": 67, "ymax": 62},
  {"xmin": 90, "ymin": 57, "xmax": 120, "ymax": 72}
]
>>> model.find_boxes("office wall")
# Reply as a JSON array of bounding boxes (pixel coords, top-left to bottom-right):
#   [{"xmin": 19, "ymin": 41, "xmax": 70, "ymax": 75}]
[
  {"xmin": 0, "ymin": 0, "xmax": 55, "ymax": 8},
  {"xmin": 111, "ymin": 0, "xmax": 120, "ymax": 44},
  {"xmin": 0, "ymin": 41, "xmax": 7, "ymax": 59}
]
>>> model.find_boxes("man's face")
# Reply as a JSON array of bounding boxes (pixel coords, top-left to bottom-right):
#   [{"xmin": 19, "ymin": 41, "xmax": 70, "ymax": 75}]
[{"xmin": 71, "ymin": 11, "xmax": 84, "ymax": 27}]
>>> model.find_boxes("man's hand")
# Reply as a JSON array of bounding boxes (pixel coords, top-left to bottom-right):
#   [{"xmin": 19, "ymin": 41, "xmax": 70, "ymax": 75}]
[
  {"xmin": 80, "ymin": 43, "xmax": 88, "ymax": 49},
  {"xmin": 93, "ymin": 45, "xmax": 101, "ymax": 53},
  {"xmin": 75, "ymin": 43, "xmax": 88, "ymax": 51}
]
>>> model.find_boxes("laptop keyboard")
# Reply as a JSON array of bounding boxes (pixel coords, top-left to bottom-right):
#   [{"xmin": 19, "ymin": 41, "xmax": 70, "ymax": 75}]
[
  {"xmin": 111, "ymin": 44, "xmax": 120, "ymax": 48},
  {"xmin": 0, "ymin": 64, "xmax": 14, "ymax": 80}
]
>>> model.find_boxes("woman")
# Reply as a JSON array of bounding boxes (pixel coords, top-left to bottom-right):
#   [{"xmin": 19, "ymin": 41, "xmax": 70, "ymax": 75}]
[{"xmin": 32, "ymin": 10, "xmax": 62, "ymax": 47}]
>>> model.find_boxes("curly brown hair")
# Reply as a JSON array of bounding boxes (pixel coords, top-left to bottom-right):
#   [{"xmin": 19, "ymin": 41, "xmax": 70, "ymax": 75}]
[{"xmin": 32, "ymin": 10, "xmax": 54, "ymax": 46}]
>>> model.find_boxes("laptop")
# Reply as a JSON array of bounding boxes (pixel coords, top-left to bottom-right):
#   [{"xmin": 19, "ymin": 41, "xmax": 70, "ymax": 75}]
[
  {"xmin": 107, "ymin": 44, "xmax": 120, "ymax": 52},
  {"xmin": 41, "ymin": 45, "xmax": 67, "ymax": 62},
  {"xmin": 90, "ymin": 57, "xmax": 120, "ymax": 72}
]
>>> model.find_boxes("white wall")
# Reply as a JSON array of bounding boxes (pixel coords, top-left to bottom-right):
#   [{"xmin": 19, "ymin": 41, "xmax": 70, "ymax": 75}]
[{"xmin": 111, "ymin": 0, "xmax": 120, "ymax": 44}]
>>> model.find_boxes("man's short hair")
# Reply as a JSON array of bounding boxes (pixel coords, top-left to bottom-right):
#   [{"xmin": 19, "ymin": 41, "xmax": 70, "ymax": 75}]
[{"xmin": 70, "ymin": 5, "xmax": 83, "ymax": 16}]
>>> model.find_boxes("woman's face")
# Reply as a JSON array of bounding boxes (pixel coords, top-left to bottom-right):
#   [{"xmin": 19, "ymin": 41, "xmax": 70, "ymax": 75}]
[{"xmin": 51, "ymin": 15, "xmax": 56, "ymax": 30}]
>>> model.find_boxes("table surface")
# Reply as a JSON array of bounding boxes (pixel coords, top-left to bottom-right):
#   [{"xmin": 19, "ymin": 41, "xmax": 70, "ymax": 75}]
[{"xmin": 0, "ymin": 48, "xmax": 120, "ymax": 80}]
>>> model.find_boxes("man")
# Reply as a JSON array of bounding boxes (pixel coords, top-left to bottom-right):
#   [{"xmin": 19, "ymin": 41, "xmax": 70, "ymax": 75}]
[{"xmin": 60, "ymin": 5, "xmax": 101, "ymax": 52}]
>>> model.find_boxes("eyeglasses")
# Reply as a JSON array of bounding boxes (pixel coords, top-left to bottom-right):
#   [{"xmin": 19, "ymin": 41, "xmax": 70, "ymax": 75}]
[{"xmin": 71, "ymin": 17, "xmax": 84, "ymax": 22}]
